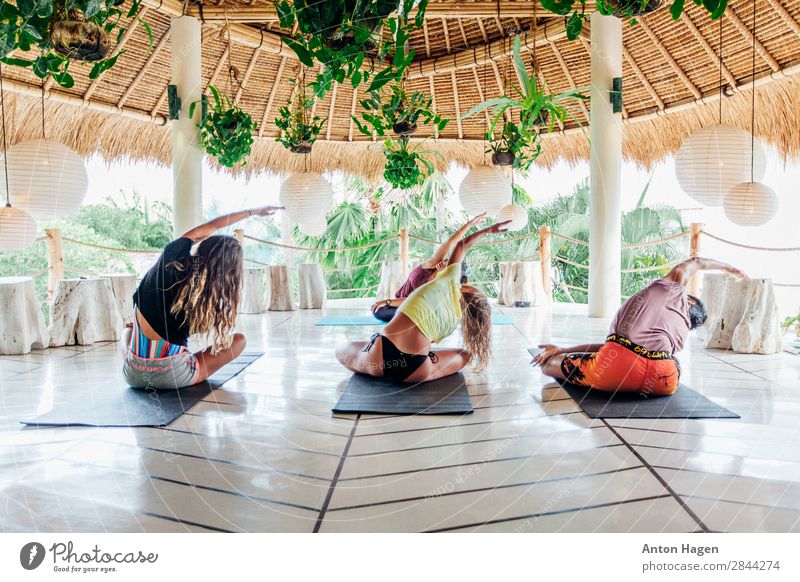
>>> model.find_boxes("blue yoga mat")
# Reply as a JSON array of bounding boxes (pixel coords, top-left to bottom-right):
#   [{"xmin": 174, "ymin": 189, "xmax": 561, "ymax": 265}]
[{"xmin": 315, "ymin": 313, "xmax": 514, "ymax": 326}]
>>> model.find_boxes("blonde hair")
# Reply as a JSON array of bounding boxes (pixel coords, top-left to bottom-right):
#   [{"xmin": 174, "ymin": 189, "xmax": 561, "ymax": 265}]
[
  {"xmin": 459, "ymin": 285, "xmax": 492, "ymax": 371},
  {"xmin": 170, "ymin": 235, "xmax": 243, "ymax": 354}
]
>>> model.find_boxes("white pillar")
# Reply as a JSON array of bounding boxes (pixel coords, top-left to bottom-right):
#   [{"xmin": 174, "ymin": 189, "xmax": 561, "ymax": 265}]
[
  {"xmin": 588, "ymin": 13, "xmax": 622, "ymax": 318},
  {"xmin": 170, "ymin": 16, "xmax": 203, "ymax": 236}
]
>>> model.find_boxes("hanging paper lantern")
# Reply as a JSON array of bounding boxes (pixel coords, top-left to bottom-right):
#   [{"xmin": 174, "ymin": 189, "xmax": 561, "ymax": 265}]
[
  {"xmin": 0, "ymin": 138, "xmax": 88, "ymax": 219},
  {"xmin": 0, "ymin": 204, "xmax": 38, "ymax": 250},
  {"xmin": 299, "ymin": 219, "xmax": 327, "ymax": 237},
  {"xmin": 723, "ymin": 182, "xmax": 778, "ymax": 226},
  {"xmin": 279, "ymin": 172, "xmax": 332, "ymax": 225},
  {"xmin": 674, "ymin": 124, "xmax": 766, "ymax": 207},
  {"xmin": 496, "ymin": 204, "xmax": 528, "ymax": 232},
  {"xmin": 458, "ymin": 166, "xmax": 512, "ymax": 217}
]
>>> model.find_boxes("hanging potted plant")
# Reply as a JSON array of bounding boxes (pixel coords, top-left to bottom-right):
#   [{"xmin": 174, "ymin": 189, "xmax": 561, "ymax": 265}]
[
  {"xmin": 0, "ymin": 0, "xmax": 150, "ymax": 88},
  {"xmin": 487, "ymin": 121, "xmax": 541, "ymax": 170},
  {"xmin": 606, "ymin": 0, "xmax": 664, "ymax": 17},
  {"xmin": 382, "ymin": 137, "xmax": 440, "ymax": 190},
  {"xmin": 353, "ymin": 83, "xmax": 449, "ymax": 138},
  {"xmin": 275, "ymin": 82, "xmax": 326, "ymax": 154},
  {"xmin": 190, "ymin": 85, "xmax": 258, "ymax": 168},
  {"xmin": 273, "ymin": 0, "xmax": 427, "ymax": 97}
]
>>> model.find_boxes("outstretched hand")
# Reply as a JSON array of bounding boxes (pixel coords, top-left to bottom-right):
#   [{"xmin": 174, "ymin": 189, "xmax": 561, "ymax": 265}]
[
  {"xmin": 723, "ymin": 265, "xmax": 748, "ymax": 280},
  {"xmin": 531, "ymin": 344, "xmax": 561, "ymax": 368},
  {"xmin": 250, "ymin": 206, "xmax": 284, "ymax": 217},
  {"xmin": 468, "ymin": 212, "xmax": 487, "ymax": 225},
  {"xmin": 487, "ymin": 220, "xmax": 512, "ymax": 234}
]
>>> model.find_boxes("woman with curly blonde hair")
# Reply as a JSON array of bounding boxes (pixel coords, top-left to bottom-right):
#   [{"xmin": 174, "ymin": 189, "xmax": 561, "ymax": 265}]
[
  {"xmin": 336, "ymin": 220, "xmax": 508, "ymax": 383},
  {"xmin": 122, "ymin": 206, "xmax": 281, "ymax": 389}
]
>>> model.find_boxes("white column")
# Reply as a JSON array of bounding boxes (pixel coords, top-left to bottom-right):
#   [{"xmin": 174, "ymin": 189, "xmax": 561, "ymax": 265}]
[
  {"xmin": 170, "ymin": 16, "xmax": 203, "ymax": 236},
  {"xmin": 588, "ymin": 12, "xmax": 622, "ymax": 318}
]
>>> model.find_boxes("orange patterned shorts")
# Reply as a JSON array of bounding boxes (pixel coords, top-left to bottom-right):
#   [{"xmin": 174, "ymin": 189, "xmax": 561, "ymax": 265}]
[{"xmin": 560, "ymin": 334, "xmax": 680, "ymax": 396}]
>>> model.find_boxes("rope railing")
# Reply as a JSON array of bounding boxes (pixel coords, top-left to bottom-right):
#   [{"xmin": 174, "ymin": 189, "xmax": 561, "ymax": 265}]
[
  {"xmin": 243, "ymin": 233, "xmax": 399, "ymax": 253},
  {"xmin": 551, "ymin": 232, "xmax": 590, "ymax": 247},
  {"xmin": 61, "ymin": 236, "xmax": 160, "ymax": 254},
  {"xmin": 554, "ymin": 255, "xmax": 590, "ymax": 270},
  {"xmin": 701, "ymin": 230, "xmax": 800, "ymax": 252},
  {"xmin": 622, "ymin": 231, "xmax": 689, "ymax": 249}
]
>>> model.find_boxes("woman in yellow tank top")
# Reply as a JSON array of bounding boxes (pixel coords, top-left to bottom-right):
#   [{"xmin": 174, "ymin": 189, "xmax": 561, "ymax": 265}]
[{"xmin": 336, "ymin": 220, "xmax": 510, "ymax": 383}]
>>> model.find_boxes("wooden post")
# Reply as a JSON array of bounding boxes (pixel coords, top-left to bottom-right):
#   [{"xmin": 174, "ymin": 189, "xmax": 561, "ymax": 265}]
[
  {"xmin": 44, "ymin": 228, "xmax": 64, "ymax": 300},
  {"xmin": 689, "ymin": 222, "xmax": 703, "ymax": 296},
  {"xmin": 539, "ymin": 225, "xmax": 552, "ymax": 300},
  {"xmin": 233, "ymin": 228, "xmax": 244, "ymax": 245},
  {"xmin": 399, "ymin": 228, "xmax": 410, "ymax": 279}
]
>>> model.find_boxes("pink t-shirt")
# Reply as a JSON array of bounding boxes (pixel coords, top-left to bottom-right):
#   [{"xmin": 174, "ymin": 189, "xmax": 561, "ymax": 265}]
[
  {"xmin": 609, "ymin": 279, "xmax": 691, "ymax": 355},
  {"xmin": 395, "ymin": 264, "xmax": 436, "ymax": 298}
]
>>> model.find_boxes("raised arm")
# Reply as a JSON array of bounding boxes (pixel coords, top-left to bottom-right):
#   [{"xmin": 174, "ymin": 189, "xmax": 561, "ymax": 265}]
[
  {"xmin": 423, "ymin": 212, "xmax": 487, "ymax": 268},
  {"xmin": 448, "ymin": 220, "xmax": 511, "ymax": 265},
  {"xmin": 663, "ymin": 257, "xmax": 747, "ymax": 287},
  {"xmin": 181, "ymin": 206, "xmax": 283, "ymax": 242}
]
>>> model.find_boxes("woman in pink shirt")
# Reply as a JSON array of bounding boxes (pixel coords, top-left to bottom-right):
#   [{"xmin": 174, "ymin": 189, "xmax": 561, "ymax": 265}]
[
  {"xmin": 371, "ymin": 213, "xmax": 485, "ymax": 322},
  {"xmin": 531, "ymin": 257, "xmax": 747, "ymax": 396}
]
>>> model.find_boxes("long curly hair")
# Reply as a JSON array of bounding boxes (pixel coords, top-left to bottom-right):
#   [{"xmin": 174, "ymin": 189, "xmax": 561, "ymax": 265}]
[
  {"xmin": 459, "ymin": 285, "xmax": 492, "ymax": 371},
  {"xmin": 169, "ymin": 235, "xmax": 243, "ymax": 354}
]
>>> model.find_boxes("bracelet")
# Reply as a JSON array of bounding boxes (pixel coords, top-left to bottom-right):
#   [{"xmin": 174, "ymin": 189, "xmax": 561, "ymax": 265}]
[{"xmin": 385, "ymin": 299, "xmax": 391, "ymax": 306}]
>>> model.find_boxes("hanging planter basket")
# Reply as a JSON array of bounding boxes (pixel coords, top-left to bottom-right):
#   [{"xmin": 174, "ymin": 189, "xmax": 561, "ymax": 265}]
[
  {"xmin": 491, "ymin": 151, "xmax": 516, "ymax": 166},
  {"xmin": 531, "ymin": 109, "xmax": 550, "ymax": 129},
  {"xmin": 392, "ymin": 121, "xmax": 418, "ymax": 136},
  {"xmin": 609, "ymin": 0, "xmax": 664, "ymax": 17},
  {"xmin": 290, "ymin": 141, "xmax": 314, "ymax": 154},
  {"xmin": 51, "ymin": 11, "xmax": 110, "ymax": 62}
]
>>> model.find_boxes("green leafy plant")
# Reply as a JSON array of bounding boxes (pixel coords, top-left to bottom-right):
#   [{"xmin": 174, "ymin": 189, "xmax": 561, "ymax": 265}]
[
  {"xmin": 275, "ymin": 81, "xmax": 326, "ymax": 153},
  {"xmin": 487, "ymin": 121, "xmax": 542, "ymax": 171},
  {"xmin": 462, "ymin": 36, "xmax": 588, "ymax": 139},
  {"xmin": 353, "ymin": 83, "xmax": 449, "ymax": 137},
  {"xmin": 0, "ymin": 0, "xmax": 151, "ymax": 89},
  {"xmin": 382, "ymin": 137, "xmax": 439, "ymax": 190},
  {"xmin": 783, "ymin": 311, "xmax": 800, "ymax": 336},
  {"xmin": 190, "ymin": 85, "xmax": 257, "ymax": 168},
  {"xmin": 273, "ymin": 0, "xmax": 428, "ymax": 98}
]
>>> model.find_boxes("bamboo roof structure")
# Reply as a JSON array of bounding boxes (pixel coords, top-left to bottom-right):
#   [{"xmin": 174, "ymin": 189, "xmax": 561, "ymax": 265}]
[{"xmin": 3, "ymin": 0, "xmax": 800, "ymax": 179}]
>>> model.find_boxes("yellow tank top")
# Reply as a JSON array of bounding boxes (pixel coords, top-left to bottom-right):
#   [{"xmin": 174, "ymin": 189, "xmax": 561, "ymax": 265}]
[{"xmin": 396, "ymin": 263, "xmax": 462, "ymax": 343}]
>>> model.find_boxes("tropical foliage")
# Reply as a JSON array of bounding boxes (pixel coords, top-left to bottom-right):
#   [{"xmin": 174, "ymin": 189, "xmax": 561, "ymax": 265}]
[
  {"xmin": 191, "ymin": 84, "xmax": 258, "ymax": 168},
  {"xmin": 353, "ymin": 83, "xmax": 449, "ymax": 137},
  {"xmin": 381, "ymin": 137, "xmax": 439, "ymax": 189},
  {"xmin": 487, "ymin": 121, "xmax": 542, "ymax": 171},
  {"xmin": 273, "ymin": 0, "xmax": 428, "ymax": 98},
  {"xmin": 0, "ymin": 0, "xmax": 151, "ymax": 88},
  {"xmin": 275, "ymin": 81, "xmax": 326, "ymax": 153}
]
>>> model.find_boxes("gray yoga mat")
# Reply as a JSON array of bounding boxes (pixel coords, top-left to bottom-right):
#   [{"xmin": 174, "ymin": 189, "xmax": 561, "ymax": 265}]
[
  {"xmin": 22, "ymin": 352, "xmax": 264, "ymax": 428},
  {"xmin": 559, "ymin": 381, "xmax": 739, "ymax": 419},
  {"xmin": 332, "ymin": 372, "xmax": 474, "ymax": 415}
]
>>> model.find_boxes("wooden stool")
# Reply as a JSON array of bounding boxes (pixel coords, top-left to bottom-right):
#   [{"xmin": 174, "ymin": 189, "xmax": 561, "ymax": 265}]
[
  {"xmin": 240, "ymin": 267, "xmax": 268, "ymax": 314},
  {"xmin": 298, "ymin": 263, "xmax": 326, "ymax": 309},
  {"xmin": 701, "ymin": 273, "xmax": 782, "ymax": 354},
  {"xmin": 0, "ymin": 276, "xmax": 49, "ymax": 355},
  {"xmin": 268, "ymin": 265, "xmax": 295, "ymax": 311},
  {"xmin": 498, "ymin": 261, "xmax": 548, "ymax": 307},
  {"xmin": 102, "ymin": 273, "xmax": 137, "ymax": 325},
  {"xmin": 49, "ymin": 278, "xmax": 123, "ymax": 347}
]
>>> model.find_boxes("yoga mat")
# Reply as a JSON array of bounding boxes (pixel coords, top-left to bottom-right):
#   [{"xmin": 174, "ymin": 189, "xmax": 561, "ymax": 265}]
[
  {"xmin": 21, "ymin": 352, "xmax": 264, "ymax": 428},
  {"xmin": 558, "ymin": 381, "xmax": 739, "ymax": 419},
  {"xmin": 332, "ymin": 372, "xmax": 473, "ymax": 415},
  {"xmin": 316, "ymin": 313, "xmax": 514, "ymax": 326}
]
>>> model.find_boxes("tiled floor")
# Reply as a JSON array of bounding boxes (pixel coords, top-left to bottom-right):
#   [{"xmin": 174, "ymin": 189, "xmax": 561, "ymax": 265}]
[{"xmin": 1, "ymin": 300, "xmax": 799, "ymax": 533}]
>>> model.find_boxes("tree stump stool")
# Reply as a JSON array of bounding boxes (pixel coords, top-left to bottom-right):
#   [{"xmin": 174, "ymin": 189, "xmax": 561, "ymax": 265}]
[
  {"xmin": 240, "ymin": 267, "xmax": 268, "ymax": 314},
  {"xmin": 498, "ymin": 261, "xmax": 548, "ymax": 307},
  {"xmin": 376, "ymin": 260, "xmax": 404, "ymax": 299},
  {"xmin": 298, "ymin": 263, "xmax": 326, "ymax": 309},
  {"xmin": 0, "ymin": 277, "xmax": 49, "ymax": 355},
  {"xmin": 268, "ymin": 265, "xmax": 295, "ymax": 311},
  {"xmin": 102, "ymin": 273, "xmax": 137, "ymax": 325},
  {"xmin": 701, "ymin": 273, "xmax": 782, "ymax": 354},
  {"xmin": 49, "ymin": 278, "xmax": 123, "ymax": 347}
]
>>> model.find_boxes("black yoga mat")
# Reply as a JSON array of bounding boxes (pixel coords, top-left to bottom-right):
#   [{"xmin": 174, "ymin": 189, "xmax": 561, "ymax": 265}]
[
  {"xmin": 332, "ymin": 372, "xmax": 474, "ymax": 415},
  {"xmin": 558, "ymin": 381, "xmax": 739, "ymax": 419},
  {"xmin": 22, "ymin": 352, "xmax": 264, "ymax": 428}
]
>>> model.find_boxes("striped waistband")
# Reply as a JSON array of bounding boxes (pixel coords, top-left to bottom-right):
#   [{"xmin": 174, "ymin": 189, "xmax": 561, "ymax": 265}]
[{"xmin": 605, "ymin": 334, "xmax": 673, "ymax": 360}]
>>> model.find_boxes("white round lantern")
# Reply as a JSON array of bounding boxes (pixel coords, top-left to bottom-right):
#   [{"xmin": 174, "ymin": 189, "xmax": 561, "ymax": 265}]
[
  {"xmin": 496, "ymin": 204, "xmax": 528, "ymax": 232},
  {"xmin": 723, "ymin": 182, "xmax": 778, "ymax": 226},
  {"xmin": 458, "ymin": 166, "xmax": 512, "ymax": 217},
  {"xmin": 675, "ymin": 124, "xmax": 766, "ymax": 207},
  {"xmin": 279, "ymin": 172, "xmax": 333, "ymax": 225},
  {"xmin": 0, "ymin": 138, "xmax": 88, "ymax": 219},
  {"xmin": 299, "ymin": 219, "xmax": 327, "ymax": 237},
  {"xmin": 0, "ymin": 204, "xmax": 38, "ymax": 250}
]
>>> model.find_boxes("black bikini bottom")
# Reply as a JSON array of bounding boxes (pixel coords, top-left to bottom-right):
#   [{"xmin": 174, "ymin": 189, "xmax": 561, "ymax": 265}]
[{"xmin": 363, "ymin": 333, "xmax": 438, "ymax": 381}]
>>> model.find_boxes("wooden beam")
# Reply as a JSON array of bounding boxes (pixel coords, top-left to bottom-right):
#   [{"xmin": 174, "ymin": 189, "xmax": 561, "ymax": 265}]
[
  {"xmin": 118, "ymin": 27, "xmax": 170, "ymax": 108},
  {"xmin": 259, "ymin": 56, "xmax": 287, "ymax": 137},
  {"xmin": 681, "ymin": 11, "xmax": 738, "ymax": 92},
  {"xmin": 429, "ymin": 75, "xmax": 440, "ymax": 139},
  {"xmin": 765, "ymin": 0, "xmax": 800, "ymax": 39},
  {"xmin": 476, "ymin": 19, "xmax": 489, "ymax": 43},
  {"xmin": 422, "ymin": 21, "xmax": 431, "ymax": 57},
  {"xmin": 442, "ymin": 19, "xmax": 451, "ymax": 54},
  {"xmin": 451, "ymin": 72, "xmax": 463, "ymax": 139},
  {"xmin": 550, "ymin": 43, "xmax": 589, "ymax": 124},
  {"xmin": 471, "ymin": 66, "xmax": 492, "ymax": 130},
  {"xmin": 637, "ymin": 19, "xmax": 702, "ymax": 101},
  {"xmin": 457, "ymin": 19, "xmax": 470, "ymax": 48},
  {"xmin": 234, "ymin": 46, "xmax": 263, "ymax": 105},
  {"xmin": 83, "ymin": 9, "xmax": 145, "ymax": 102},
  {"xmin": 348, "ymin": 85, "xmax": 358, "ymax": 142},
  {"xmin": 725, "ymin": 4, "xmax": 781, "ymax": 72},
  {"xmin": 622, "ymin": 46, "xmax": 665, "ymax": 111},
  {"xmin": 325, "ymin": 81, "xmax": 339, "ymax": 141}
]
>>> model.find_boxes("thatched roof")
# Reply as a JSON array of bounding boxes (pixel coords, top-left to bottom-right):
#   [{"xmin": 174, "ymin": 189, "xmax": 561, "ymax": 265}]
[{"xmin": 3, "ymin": 0, "xmax": 800, "ymax": 178}]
